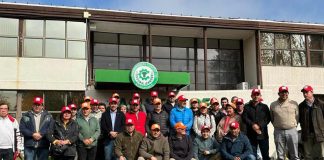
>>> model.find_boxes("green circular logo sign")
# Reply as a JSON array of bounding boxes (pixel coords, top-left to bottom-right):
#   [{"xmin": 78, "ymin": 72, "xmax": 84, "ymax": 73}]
[{"xmin": 131, "ymin": 62, "xmax": 158, "ymax": 90}]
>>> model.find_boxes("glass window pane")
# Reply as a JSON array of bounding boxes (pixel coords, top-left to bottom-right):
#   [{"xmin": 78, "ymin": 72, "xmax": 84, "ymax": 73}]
[
  {"xmin": 208, "ymin": 72, "xmax": 220, "ymax": 84},
  {"xmin": 67, "ymin": 91, "xmax": 85, "ymax": 107},
  {"xmin": 197, "ymin": 72, "xmax": 205, "ymax": 84},
  {"xmin": 93, "ymin": 56, "xmax": 118, "ymax": 69},
  {"xmin": 93, "ymin": 43, "xmax": 118, "ymax": 56},
  {"xmin": 260, "ymin": 33, "xmax": 274, "ymax": 49},
  {"xmin": 276, "ymin": 50, "xmax": 291, "ymax": 66},
  {"xmin": 0, "ymin": 91, "xmax": 17, "ymax": 111},
  {"xmin": 171, "ymin": 37, "xmax": 194, "ymax": 48},
  {"xmin": 226, "ymin": 72, "xmax": 240, "ymax": 84},
  {"xmin": 220, "ymin": 40, "xmax": 240, "ymax": 49},
  {"xmin": 220, "ymin": 50, "xmax": 240, "ymax": 61},
  {"xmin": 46, "ymin": 20, "xmax": 65, "ymax": 38},
  {"xmin": 120, "ymin": 34, "xmax": 142, "ymax": 45},
  {"xmin": 171, "ymin": 59, "xmax": 194, "ymax": 71},
  {"xmin": 171, "ymin": 47, "xmax": 194, "ymax": 59},
  {"xmin": 197, "ymin": 49, "xmax": 204, "ymax": 60},
  {"xmin": 152, "ymin": 36, "xmax": 170, "ymax": 47},
  {"xmin": 207, "ymin": 49, "xmax": 220, "ymax": 60},
  {"xmin": 189, "ymin": 71, "xmax": 195, "ymax": 83},
  {"xmin": 261, "ymin": 50, "xmax": 274, "ymax": 65},
  {"xmin": 152, "ymin": 46, "xmax": 170, "ymax": 58},
  {"xmin": 21, "ymin": 91, "xmax": 43, "ymax": 111},
  {"xmin": 44, "ymin": 91, "xmax": 65, "ymax": 111},
  {"xmin": 291, "ymin": 34, "xmax": 305, "ymax": 50},
  {"xmin": 45, "ymin": 39, "xmax": 65, "ymax": 58},
  {"xmin": 275, "ymin": 34, "xmax": 290, "ymax": 49},
  {"xmin": 93, "ymin": 32, "xmax": 118, "ymax": 44},
  {"xmin": 25, "ymin": 20, "xmax": 44, "ymax": 37},
  {"xmin": 198, "ymin": 60, "xmax": 205, "ymax": 72},
  {"xmin": 0, "ymin": 17, "xmax": 18, "ymax": 36},
  {"xmin": 68, "ymin": 41, "xmax": 86, "ymax": 59},
  {"xmin": 0, "ymin": 37, "xmax": 17, "ymax": 56},
  {"xmin": 152, "ymin": 59, "xmax": 170, "ymax": 71},
  {"xmin": 24, "ymin": 38, "xmax": 43, "ymax": 57},
  {"xmin": 67, "ymin": 21, "xmax": 86, "ymax": 40},
  {"xmin": 208, "ymin": 84, "xmax": 220, "ymax": 90},
  {"xmin": 196, "ymin": 84, "xmax": 205, "ymax": 90},
  {"xmin": 120, "ymin": 45, "xmax": 142, "ymax": 57},
  {"xmin": 292, "ymin": 51, "xmax": 306, "ymax": 66},
  {"xmin": 308, "ymin": 35, "xmax": 323, "ymax": 50},
  {"xmin": 208, "ymin": 60, "xmax": 219, "ymax": 72},
  {"xmin": 198, "ymin": 38, "xmax": 219, "ymax": 49},
  {"xmin": 220, "ymin": 72, "xmax": 226, "ymax": 84},
  {"xmin": 119, "ymin": 57, "xmax": 140, "ymax": 69},
  {"xmin": 310, "ymin": 51, "xmax": 323, "ymax": 66}
]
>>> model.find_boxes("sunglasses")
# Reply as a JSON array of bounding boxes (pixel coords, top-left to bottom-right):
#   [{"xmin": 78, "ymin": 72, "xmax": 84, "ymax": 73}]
[
  {"xmin": 154, "ymin": 103, "xmax": 161, "ymax": 105},
  {"xmin": 152, "ymin": 129, "xmax": 160, "ymax": 132}
]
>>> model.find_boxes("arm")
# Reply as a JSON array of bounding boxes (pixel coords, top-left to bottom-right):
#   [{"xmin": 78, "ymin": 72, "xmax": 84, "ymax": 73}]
[
  {"xmin": 114, "ymin": 135, "xmax": 124, "ymax": 158},
  {"xmin": 185, "ymin": 109, "xmax": 194, "ymax": 130},
  {"xmin": 67, "ymin": 122, "xmax": 79, "ymax": 144},
  {"xmin": 220, "ymin": 140, "xmax": 235, "ymax": 160},
  {"xmin": 242, "ymin": 107, "xmax": 254, "ymax": 127},
  {"xmin": 169, "ymin": 137, "xmax": 182, "ymax": 160},
  {"xmin": 145, "ymin": 113, "xmax": 151, "ymax": 136},
  {"xmin": 19, "ymin": 116, "xmax": 34, "ymax": 137},
  {"xmin": 91, "ymin": 118, "xmax": 101, "ymax": 141},
  {"xmin": 46, "ymin": 120, "xmax": 56, "ymax": 143},
  {"xmin": 138, "ymin": 139, "xmax": 153, "ymax": 159},
  {"xmin": 163, "ymin": 138, "xmax": 170, "ymax": 160},
  {"xmin": 100, "ymin": 112, "xmax": 109, "ymax": 137},
  {"xmin": 193, "ymin": 116, "xmax": 201, "ymax": 136},
  {"xmin": 240, "ymin": 135, "xmax": 253, "ymax": 160},
  {"xmin": 259, "ymin": 104, "xmax": 271, "ymax": 128},
  {"xmin": 210, "ymin": 115, "xmax": 216, "ymax": 136},
  {"xmin": 185, "ymin": 135, "xmax": 194, "ymax": 160},
  {"xmin": 13, "ymin": 120, "xmax": 23, "ymax": 150},
  {"xmin": 169, "ymin": 109, "xmax": 176, "ymax": 128},
  {"xmin": 269, "ymin": 103, "xmax": 274, "ymax": 123},
  {"xmin": 192, "ymin": 138, "xmax": 199, "ymax": 160},
  {"xmin": 293, "ymin": 101, "xmax": 299, "ymax": 125},
  {"xmin": 209, "ymin": 139, "xmax": 220, "ymax": 154}
]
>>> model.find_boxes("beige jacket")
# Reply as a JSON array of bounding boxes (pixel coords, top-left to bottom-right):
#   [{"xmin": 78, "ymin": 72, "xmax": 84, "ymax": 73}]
[{"xmin": 270, "ymin": 99, "xmax": 299, "ymax": 129}]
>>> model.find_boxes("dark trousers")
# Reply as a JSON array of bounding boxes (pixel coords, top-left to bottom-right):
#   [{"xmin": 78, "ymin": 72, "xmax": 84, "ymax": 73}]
[
  {"xmin": 250, "ymin": 139, "xmax": 270, "ymax": 160},
  {"xmin": 0, "ymin": 149, "xmax": 13, "ymax": 160},
  {"xmin": 53, "ymin": 156, "xmax": 75, "ymax": 160},
  {"xmin": 77, "ymin": 146, "xmax": 97, "ymax": 160}
]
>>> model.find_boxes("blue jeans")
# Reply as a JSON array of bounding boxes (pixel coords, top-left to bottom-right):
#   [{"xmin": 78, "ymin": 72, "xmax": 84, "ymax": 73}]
[
  {"xmin": 250, "ymin": 139, "xmax": 270, "ymax": 160},
  {"xmin": 24, "ymin": 147, "xmax": 49, "ymax": 160},
  {"xmin": 104, "ymin": 140, "xmax": 116, "ymax": 160},
  {"xmin": 244, "ymin": 154, "xmax": 256, "ymax": 160}
]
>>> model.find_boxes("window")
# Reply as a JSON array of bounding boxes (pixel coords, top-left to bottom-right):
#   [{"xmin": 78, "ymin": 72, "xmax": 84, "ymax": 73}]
[
  {"xmin": 261, "ymin": 32, "xmax": 306, "ymax": 66},
  {"xmin": 0, "ymin": 91, "xmax": 17, "ymax": 111},
  {"xmin": 0, "ymin": 17, "xmax": 18, "ymax": 56},
  {"xmin": 308, "ymin": 35, "xmax": 324, "ymax": 67}
]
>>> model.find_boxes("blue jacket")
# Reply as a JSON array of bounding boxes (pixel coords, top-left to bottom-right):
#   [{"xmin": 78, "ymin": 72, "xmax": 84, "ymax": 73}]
[
  {"xmin": 170, "ymin": 106, "xmax": 193, "ymax": 135},
  {"xmin": 20, "ymin": 110, "xmax": 53, "ymax": 148},
  {"xmin": 221, "ymin": 133, "xmax": 253, "ymax": 160}
]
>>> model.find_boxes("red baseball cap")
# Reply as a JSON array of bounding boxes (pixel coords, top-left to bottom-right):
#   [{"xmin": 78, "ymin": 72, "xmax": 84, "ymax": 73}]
[
  {"xmin": 201, "ymin": 125, "xmax": 211, "ymax": 131},
  {"xmin": 210, "ymin": 97, "xmax": 219, "ymax": 105},
  {"xmin": 61, "ymin": 106, "xmax": 71, "ymax": 113},
  {"xmin": 109, "ymin": 97, "xmax": 118, "ymax": 103},
  {"xmin": 33, "ymin": 97, "xmax": 43, "ymax": 105},
  {"xmin": 301, "ymin": 85, "xmax": 313, "ymax": 92},
  {"xmin": 251, "ymin": 89, "xmax": 261, "ymax": 95},
  {"xmin": 168, "ymin": 91, "xmax": 176, "ymax": 97},
  {"xmin": 230, "ymin": 121, "xmax": 240, "ymax": 129},
  {"xmin": 177, "ymin": 95, "xmax": 188, "ymax": 101},
  {"xmin": 131, "ymin": 99, "xmax": 140, "ymax": 105},
  {"xmin": 236, "ymin": 98, "xmax": 244, "ymax": 105},
  {"xmin": 150, "ymin": 91, "xmax": 158, "ymax": 97},
  {"xmin": 68, "ymin": 104, "xmax": 77, "ymax": 109},
  {"xmin": 90, "ymin": 99, "xmax": 99, "ymax": 105},
  {"xmin": 133, "ymin": 93, "xmax": 140, "ymax": 98},
  {"xmin": 279, "ymin": 86, "xmax": 289, "ymax": 93},
  {"xmin": 126, "ymin": 118, "xmax": 134, "ymax": 125}
]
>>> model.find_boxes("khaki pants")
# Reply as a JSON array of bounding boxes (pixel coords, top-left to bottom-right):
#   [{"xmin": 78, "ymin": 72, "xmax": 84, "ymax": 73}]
[{"xmin": 303, "ymin": 134, "xmax": 324, "ymax": 160}]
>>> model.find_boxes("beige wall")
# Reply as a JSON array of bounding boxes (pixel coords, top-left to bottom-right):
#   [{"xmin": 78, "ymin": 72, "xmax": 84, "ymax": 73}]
[
  {"xmin": 0, "ymin": 57, "xmax": 87, "ymax": 90},
  {"xmin": 243, "ymin": 34, "xmax": 258, "ymax": 88}
]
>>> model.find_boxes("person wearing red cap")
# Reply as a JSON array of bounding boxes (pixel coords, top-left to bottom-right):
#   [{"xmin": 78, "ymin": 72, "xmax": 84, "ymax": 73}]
[
  {"xmin": 193, "ymin": 102, "xmax": 216, "ymax": 137},
  {"xmin": 130, "ymin": 92, "xmax": 147, "ymax": 113},
  {"xmin": 114, "ymin": 118, "xmax": 143, "ymax": 160},
  {"xmin": 20, "ymin": 96, "xmax": 53, "ymax": 160},
  {"xmin": 190, "ymin": 98, "xmax": 200, "ymax": 116},
  {"xmin": 193, "ymin": 125, "xmax": 221, "ymax": 160},
  {"xmin": 90, "ymin": 99, "xmax": 102, "ymax": 121},
  {"xmin": 162, "ymin": 91, "xmax": 177, "ymax": 114},
  {"xmin": 242, "ymin": 89, "xmax": 271, "ymax": 160},
  {"xmin": 144, "ymin": 91, "xmax": 159, "ymax": 114},
  {"xmin": 270, "ymin": 86, "xmax": 299, "ymax": 160},
  {"xmin": 101, "ymin": 97, "xmax": 126, "ymax": 160},
  {"xmin": 47, "ymin": 106, "xmax": 79, "ymax": 159},
  {"xmin": 209, "ymin": 97, "xmax": 226, "ymax": 130},
  {"xmin": 68, "ymin": 104, "xmax": 78, "ymax": 120},
  {"xmin": 125, "ymin": 99, "xmax": 147, "ymax": 136},
  {"xmin": 299, "ymin": 85, "xmax": 324, "ymax": 160},
  {"xmin": 220, "ymin": 121, "xmax": 255, "ymax": 160},
  {"xmin": 170, "ymin": 95, "xmax": 194, "ymax": 135}
]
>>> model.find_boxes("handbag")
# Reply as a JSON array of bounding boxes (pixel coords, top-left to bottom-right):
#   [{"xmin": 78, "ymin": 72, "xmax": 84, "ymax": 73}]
[{"xmin": 50, "ymin": 127, "xmax": 68, "ymax": 156}]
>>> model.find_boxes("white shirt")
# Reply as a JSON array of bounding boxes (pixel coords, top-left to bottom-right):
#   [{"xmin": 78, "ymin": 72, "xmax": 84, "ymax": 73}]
[{"xmin": 0, "ymin": 116, "xmax": 22, "ymax": 151}]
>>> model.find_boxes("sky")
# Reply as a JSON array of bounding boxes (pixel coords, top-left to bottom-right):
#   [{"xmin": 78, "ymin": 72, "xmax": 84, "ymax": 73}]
[{"xmin": 3, "ymin": 0, "xmax": 324, "ymax": 24}]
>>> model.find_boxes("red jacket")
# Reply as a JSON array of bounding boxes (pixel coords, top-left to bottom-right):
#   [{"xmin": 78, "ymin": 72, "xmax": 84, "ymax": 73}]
[{"xmin": 126, "ymin": 111, "xmax": 147, "ymax": 136}]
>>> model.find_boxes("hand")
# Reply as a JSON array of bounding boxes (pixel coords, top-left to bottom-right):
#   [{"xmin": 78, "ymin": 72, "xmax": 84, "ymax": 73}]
[
  {"xmin": 119, "ymin": 156, "xmax": 126, "ymax": 160},
  {"xmin": 150, "ymin": 157, "xmax": 158, "ymax": 160},
  {"xmin": 110, "ymin": 131, "xmax": 118, "ymax": 138},
  {"xmin": 88, "ymin": 138, "xmax": 94, "ymax": 144},
  {"xmin": 252, "ymin": 124, "xmax": 260, "ymax": 131},
  {"xmin": 83, "ymin": 139, "xmax": 90, "ymax": 145},
  {"xmin": 203, "ymin": 150, "xmax": 210, "ymax": 155},
  {"xmin": 61, "ymin": 140, "xmax": 70, "ymax": 145},
  {"xmin": 32, "ymin": 132, "xmax": 42, "ymax": 140},
  {"xmin": 234, "ymin": 156, "xmax": 241, "ymax": 160}
]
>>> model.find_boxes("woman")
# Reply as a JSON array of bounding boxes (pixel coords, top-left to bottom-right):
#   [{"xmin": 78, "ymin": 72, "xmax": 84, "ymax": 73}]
[
  {"xmin": 47, "ymin": 106, "xmax": 79, "ymax": 160},
  {"xmin": 216, "ymin": 103, "xmax": 241, "ymax": 142},
  {"xmin": 193, "ymin": 102, "xmax": 216, "ymax": 137}
]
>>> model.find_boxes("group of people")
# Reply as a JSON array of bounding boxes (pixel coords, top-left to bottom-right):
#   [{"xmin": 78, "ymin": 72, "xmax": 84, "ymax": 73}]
[{"xmin": 0, "ymin": 85, "xmax": 323, "ymax": 160}]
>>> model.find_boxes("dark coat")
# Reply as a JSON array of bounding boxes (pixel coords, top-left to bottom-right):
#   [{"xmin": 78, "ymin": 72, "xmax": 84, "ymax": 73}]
[
  {"xmin": 209, "ymin": 109, "xmax": 226, "ymax": 128},
  {"xmin": 168, "ymin": 135, "xmax": 193, "ymax": 160},
  {"xmin": 299, "ymin": 98, "xmax": 324, "ymax": 142},
  {"xmin": 100, "ymin": 110, "xmax": 126, "ymax": 140},
  {"xmin": 162, "ymin": 101, "xmax": 175, "ymax": 114},
  {"xmin": 19, "ymin": 110, "xmax": 53, "ymax": 148},
  {"xmin": 146, "ymin": 110, "xmax": 169, "ymax": 137},
  {"xmin": 221, "ymin": 133, "xmax": 253, "ymax": 160},
  {"xmin": 47, "ymin": 118, "xmax": 79, "ymax": 157}
]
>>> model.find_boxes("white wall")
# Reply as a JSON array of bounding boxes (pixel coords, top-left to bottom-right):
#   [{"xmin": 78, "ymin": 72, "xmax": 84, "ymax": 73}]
[
  {"xmin": 0, "ymin": 57, "xmax": 87, "ymax": 90},
  {"xmin": 243, "ymin": 34, "xmax": 258, "ymax": 88}
]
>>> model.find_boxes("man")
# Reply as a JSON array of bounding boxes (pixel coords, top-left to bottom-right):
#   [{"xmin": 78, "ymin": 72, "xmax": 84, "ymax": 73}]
[
  {"xmin": 193, "ymin": 126, "xmax": 220, "ymax": 160},
  {"xmin": 209, "ymin": 97, "xmax": 225, "ymax": 128},
  {"xmin": 90, "ymin": 99, "xmax": 102, "ymax": 121},
  {"xmin": 0, "ymin": 103, "xmax": 22, "ymax": 160},
  {"xmin": 236, "ymin": 98, "xmax": 244, "ymax": 115},
  {"xmin": 162, "ymin": 91, "xmax": 176, "ymax": 114},
  {"xmin": 146, "ymin": 98, "xmax": 170, "ymax": 137},
  {"xmin": 145, "ymin": 91, "xmax": 159, "ymax": 114},
  {"xmin": 114, "ymin": 118, "xmax": 144, "ymax": 160},
  {"xmin": 69, "ymin": 103, "xmax": 78, "ymax": 120},
  {"xmin": 20, "ymin": 96, "xmax": 53, "ymax": 160},
  {"xmin": 270, "ymin": 86, "xmax": 299, "ymax": 160},
  {"xmin": 242, "ymin": 89, "xmax": 271, "ymax": 160},
  {"xmin": 76, "ymin": 102, "xmax": 101, "ymax": 160},
  {"xmin": 126, "ymin": 99, "xmax": 147, "ymax": 136},
  {"xmin": 220, "ymin": 97, "xmax": 229, "ymax": 115},
  {"xmin": 132, "ymin": 92, "xmax": 146, "ymax": 113},
  {"xmin": 168, "ymin": 122, "xmax": 194, "ymax": 160},
  {"xmin": 138, "ymin": 124, "xmax": 170, "ymax": 160},
  {"xmin": 231, "ymin": 96, "xmax": 238, "ymax": 104},
  {"xmin": 221, "ymin": 121, "xmax": 255, "ymax": 160},
  {"xmin": 170, "ymin": 95, "xmax": 193, "ymax": 135},
  {"xmin": 84, "ymin": 96, "xmax": 92, "ymax": 104},
  {"xmin": 101, "ymin": 97, "xmax": 126, "ymax": 160},
  {"xmin": 299, "ymin": 85, "xmax": 324, "ymax": 160},
  {"xmin": 190, "ymin": 98, "xmax": 200, "ymax": 116},
  {"xmin": 98, "ymin": 103, "xmax": 106, "ymax": 113}
]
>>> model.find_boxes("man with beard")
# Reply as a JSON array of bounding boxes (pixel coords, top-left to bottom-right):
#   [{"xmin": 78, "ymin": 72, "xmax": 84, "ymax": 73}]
[
  {"xmin": 162, "ymin": 91, "xmax": 176, "ymax": 114},
  {"xmin": 138, "ymin": 124, "xmax": 170, "ymax": 160}
]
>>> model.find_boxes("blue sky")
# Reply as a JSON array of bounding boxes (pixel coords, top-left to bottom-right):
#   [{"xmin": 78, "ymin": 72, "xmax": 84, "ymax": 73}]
[{"xmin": 3, "ymin": 0, "xmax": 324, "ymax": 24}]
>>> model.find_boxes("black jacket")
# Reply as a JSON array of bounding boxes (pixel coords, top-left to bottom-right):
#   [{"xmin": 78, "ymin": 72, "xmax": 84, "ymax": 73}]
[
  {"xmin": 242, "ymin": 101, "xmax": 271, "ymax": 142},
  {"xmin": 209, "ymin": 109, "xmax": 226, "ymax": 127},
  {"xmin": 162, "ymin": 101, "xmax": 175, "ymax": 114},
  {"xmin": 100, "ymin": 110, "xmax": 126, "ymax": 140},
  {"xmin": 168, "ymin": 135, "xmax": 193, "ymax": 160},
  {"xmin": 146, "ymin": 110, "xmax": 169, "ymax": 136},
  {"xmin": 47, "ymin": 118, "xmax": 79, "ymax": 157},
  {"xmin": 20, "ymin": 110, "xmax": 53, "ymax": 148},
  {"xmin": 299, "ymin": 98, "xmax": 324, "ymax": 142}
]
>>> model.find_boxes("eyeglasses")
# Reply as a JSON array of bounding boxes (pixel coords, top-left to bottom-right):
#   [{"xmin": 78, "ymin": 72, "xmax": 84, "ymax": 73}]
[
  {"xmin": 82, "ymin": 108, "xmax": 90, "ymax": 110},
  {"xmin": 154, "ymin": 103, "xmax": 161, "ymax": 105},
  {"xmin": 152, "ymin": 129, "xmax": 160, "ymax": 132}
]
